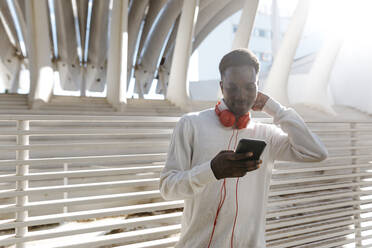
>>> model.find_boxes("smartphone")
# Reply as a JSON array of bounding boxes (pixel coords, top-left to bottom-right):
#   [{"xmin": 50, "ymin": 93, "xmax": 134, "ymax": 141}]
[{"xmin": 235, "ymin": 138, "xmax": 267, "ymax": 161}]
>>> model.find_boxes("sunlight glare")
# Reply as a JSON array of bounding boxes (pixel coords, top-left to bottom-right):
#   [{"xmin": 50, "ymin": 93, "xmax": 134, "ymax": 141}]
[{"xmin": 308, "ymin": 0, "xmax": 372, "ymax": 40}]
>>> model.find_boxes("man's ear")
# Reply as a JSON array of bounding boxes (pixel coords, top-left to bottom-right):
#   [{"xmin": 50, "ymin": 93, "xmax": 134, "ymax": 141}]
[{"xmin": 219, "ymin": 81, "xmax": 223, "ymax": 92}]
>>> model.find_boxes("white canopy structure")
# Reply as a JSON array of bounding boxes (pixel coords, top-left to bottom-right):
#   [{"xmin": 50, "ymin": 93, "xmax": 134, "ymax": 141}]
[{"xmin": 0, "ymin": 0, "xmax": 355, "ymax": 114}]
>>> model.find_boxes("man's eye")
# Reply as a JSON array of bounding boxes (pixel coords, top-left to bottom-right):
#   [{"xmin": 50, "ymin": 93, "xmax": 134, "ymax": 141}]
[{"xmin": 246, "ymin": 84, "xmax": 256, "ymax": 89}]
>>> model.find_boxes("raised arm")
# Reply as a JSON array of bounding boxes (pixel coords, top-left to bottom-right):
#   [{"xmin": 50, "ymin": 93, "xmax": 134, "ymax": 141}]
[{"xmin": 254, "ymin": 92, "xmax": 328, "ymax": 162}]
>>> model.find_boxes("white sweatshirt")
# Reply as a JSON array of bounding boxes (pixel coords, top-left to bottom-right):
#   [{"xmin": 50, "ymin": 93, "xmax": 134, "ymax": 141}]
[{"xmin": 160, "ymin": 99, "xmax": 328, "ymax": 248}]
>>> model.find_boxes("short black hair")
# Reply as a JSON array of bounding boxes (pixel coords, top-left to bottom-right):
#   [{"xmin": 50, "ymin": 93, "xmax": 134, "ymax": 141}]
[{"xmin": 219, "ymin": 48, "xmax": 260, "ymax": 78}]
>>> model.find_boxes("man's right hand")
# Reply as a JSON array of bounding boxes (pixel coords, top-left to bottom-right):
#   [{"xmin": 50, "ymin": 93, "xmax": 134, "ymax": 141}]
[{"xmin": 210, "ymin": 150, "xmax": 261, "ymax": 180}]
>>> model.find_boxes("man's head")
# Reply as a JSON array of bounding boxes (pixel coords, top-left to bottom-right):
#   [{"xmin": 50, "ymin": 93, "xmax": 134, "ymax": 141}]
[{"xmin": 219, "ymin": 49, "xmax": 260, "ymax": 117}]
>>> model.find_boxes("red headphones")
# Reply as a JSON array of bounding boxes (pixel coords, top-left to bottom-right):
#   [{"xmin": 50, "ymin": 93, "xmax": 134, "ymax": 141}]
[{"xmin": 215, "ymin": 101, "xmax": 250, "ymax": 129}]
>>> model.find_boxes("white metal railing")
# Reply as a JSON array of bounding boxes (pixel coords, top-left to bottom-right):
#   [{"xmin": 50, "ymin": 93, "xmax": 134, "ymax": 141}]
[{"xmin": 0, "ymin": 115, "xmax": 371, "ymax": 247}]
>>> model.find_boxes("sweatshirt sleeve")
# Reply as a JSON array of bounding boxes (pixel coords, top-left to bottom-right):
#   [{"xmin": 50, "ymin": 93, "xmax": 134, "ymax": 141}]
[
  {"xmin": 159, "ymin": 116, "xmax": 218, "ymax": 200},
  {"xmin": 263, "ymin": 98, "xmax": 328, "ymax": 162}
]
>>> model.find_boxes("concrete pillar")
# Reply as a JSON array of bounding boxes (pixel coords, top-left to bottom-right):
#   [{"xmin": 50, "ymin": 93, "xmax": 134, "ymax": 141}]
[
  {"xmin": 25, "ymin": 0, "xmax": 54, "ymax": 107},
  {"xmin": 271, "ymin": 0, "xmax": 280, "ymax": 59},
  {"xmin": 106, "ymin": 0, "xmax": 128, "ymax": 108},
  {"xmin": 232, "ymin": 0, "xmax": 259, "ymax": 49},
  {"xmin": 166, "ymin": 0, "xmax": 199, "ymax": 110},
  {"xmin": 263, "ymin": 0, "xmax": 309, "ymax": 106}
]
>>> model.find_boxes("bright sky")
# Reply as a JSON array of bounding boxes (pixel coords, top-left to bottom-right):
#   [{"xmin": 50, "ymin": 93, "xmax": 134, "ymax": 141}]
[{"xmin": 275, "ymin": 0, "xmax": 372, "ymax": 37}]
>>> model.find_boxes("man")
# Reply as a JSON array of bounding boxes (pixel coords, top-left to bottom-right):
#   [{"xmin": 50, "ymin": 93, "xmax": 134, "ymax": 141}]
[{"xmin": 160, "ymin": 49, "xmax": 328, "ymax": 247}]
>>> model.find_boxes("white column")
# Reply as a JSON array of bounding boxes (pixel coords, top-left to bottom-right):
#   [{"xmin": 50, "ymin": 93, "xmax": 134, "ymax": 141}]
[
  {"xmin": 263, "ymin": 0, "xmax": 310, "ymax": 106},
  {"xmin": 15, "ymin": 120, "xmax": 29, "ymax": 248},
  {"xmin": 231, "ymin": 0, "xmax": 259, "ymax": 49},
  {"xmin": 300, "ymin": 36, "xmax": 342, "ymax": 114},
  {"xmin": 80, "ymin": 66, "xmax": 86, "ymax": 97},
  {"xmin": 106, "ymin": 0, "xmax": 128, "ymax": 108},
  {"xmin": 26, "ymin": 0, "xmax": 54, "ymax": 107},
  {"xmin": 271, "ymin": 0, "xmax": 280, "ymax": 59},
  {"xmin": 166, "ymin": 0, "xmax": 199, "ymax": 110}
]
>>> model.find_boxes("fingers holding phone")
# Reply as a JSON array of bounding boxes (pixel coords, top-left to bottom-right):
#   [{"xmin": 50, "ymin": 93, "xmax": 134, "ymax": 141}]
[
  {"xmin": 211, "ymin": 150, "xmax": 261, "ymax": 179},
  {"xmin": 211, "ymin": 139, "xmax": 266, "ymax": 180}
]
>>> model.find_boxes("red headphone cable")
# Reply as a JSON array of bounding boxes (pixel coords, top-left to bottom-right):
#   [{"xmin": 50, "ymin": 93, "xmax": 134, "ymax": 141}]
[{"xmin": 208, "ymin": 129, "xmax": 240, "ymax": 248}]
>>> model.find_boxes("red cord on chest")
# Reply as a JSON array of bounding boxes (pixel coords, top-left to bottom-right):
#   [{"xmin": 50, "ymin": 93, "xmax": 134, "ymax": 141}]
[{"xmin": 208, "ymin": 129, "xmax": 240, "ymax": 248}]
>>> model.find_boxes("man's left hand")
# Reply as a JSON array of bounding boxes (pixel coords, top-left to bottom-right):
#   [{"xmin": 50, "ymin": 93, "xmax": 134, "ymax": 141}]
[{"xmin": 251, "ymin": 92, "xmax": 269, "ymax": 111}]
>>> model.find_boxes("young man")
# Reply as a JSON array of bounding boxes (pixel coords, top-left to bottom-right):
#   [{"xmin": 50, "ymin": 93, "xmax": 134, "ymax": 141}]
[{"xmin": 160, "ymin": 49, "xmax": 328, "ymax": 247}]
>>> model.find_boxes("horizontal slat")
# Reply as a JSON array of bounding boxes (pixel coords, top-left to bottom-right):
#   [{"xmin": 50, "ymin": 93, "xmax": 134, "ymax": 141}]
[
  {"xmin": 0, "ymin": 200, "xmax": 184, "ymax": 230},
  {"xmin": 0, "ymin": 213, "xmax": 182, "ymax": 246},
  {"xmin": 267, "ymin": 227, "xmax": 355, "ymax": 248},
  {"xmin": 0, "ymin": 115, "xmax": 180, "ymax": 122},
  {"xmin": 0, "ymin": 153, "xmax": 167, "ymax": 166},
  {"xmin": 323, "ymin": 154, "xmax": 372, "ymax": 160},
  {"xmin": 115, "ymin": 237, "xmax": 179, "ymax": 248},
  {"xmin": 0, "ymin": 141, "xmax": 169, "ymax": 151},
  {"xmin": 0, "ymin": 166, "xmax": 164, "ymax": 182},
  {"xmin": 0, "ymin": 178, "xmax": 160, "ymax": 198},
  {"xmin": 268, "ymin": 189, "xmax": 372, "ymax": 207},
  {"xmin": 54, "ymin": 224, "xmax": 181, "ymax": 248},
  {"xmin": 270, "ymin": 171, "xmax": 372, "ymax": 185},
  {"xmin": 269, "ymin": 181, "xmax": 372, "ymax": 196},
  {"xmin": 267, "ymin": 198, "xmax": 372, "ymax": 218},
  {"xmin": 311, "ymin": 128, "xmax": 372, "ymax": 132},
  {"xmin": 269, "ymin": 228, "xmax": 355, "ymax": 248},
  {"xmin": 266, "ymin": 217, "xmax": 354, "ymax": 241},
  {"xmin": 267, "ymin": 206, "xmax": 372, "ymax": 230},
  {"xmin": 274, "ymin": 155, "xmax": 372, "ymax": 166},
  {"xmin": 272, "ymin": 163, "xmax": 372, "ymax": 175},
  {"xmin": 321, "ymin": 137, "xmax": 372, "ymax": 142},
  {"xmin": 0, "ymin": 129, "xmax": 173, "ymax": 136},
  {"xmin": 327, "ymin": 145, "xmax": 372, "ymax": 151},
  {"xmin": 0, "ymin": 190, "xmax": 162, "ymax": 214}
]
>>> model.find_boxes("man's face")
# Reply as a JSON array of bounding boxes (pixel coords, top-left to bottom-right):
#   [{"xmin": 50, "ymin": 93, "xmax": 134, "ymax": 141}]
[{"xmin": 220, "ymin": 65, "xmax": 258, "ymax": 117}]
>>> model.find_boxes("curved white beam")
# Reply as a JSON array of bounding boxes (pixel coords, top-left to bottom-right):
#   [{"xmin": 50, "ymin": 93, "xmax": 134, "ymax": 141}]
[
  {"xmin": 263, "ymin": 0, "xmax": 310, "ymax": 106},
  {"xmin": 194, "ymin": 0, "xmax": 231, "ymax": 37},
  {"xmin": 0, "ymin": 1, "xmax": 21, "ymax": 54},
  {"xmin": 136, "ymin": 0, "xmax": 167, "ymax": 63},
  {"xmin": 127, "ymin": 0, "xmax": 149, "ymax": 86},
  {"xmin": 135, "ymin": 0, "xmax": 183, "ymax": 96},
  {"xmin": 85, "ymin": 0, "xmax": 110, "ymax": 92},
  {"xmin": 200, "ymin": 0, "xmax": 216, "ymax": 11},
  {"xmin": 231, "ymin": 0, "xmax": 259, "ymax": 49},
  {"xmin": 157, "ymin": 16, "xmax": 180, "ymax": 94},
  {"xmin": 54, "ymin": 0, "xmax": 82, "ymax": 91},
  {"xmin": 193, "ymin": 0, "xmax": 245, "ymax": 52},
  {"xmin": 160, "ymin": 0, "xmax": 243, "ymax": 97},
  {"xmin": 166, "ymin": 0, "xmax": 199, "ymax": 109},
  {"xmin": 0, "ymin": 16, "xmax": 21, "ymax": 93},
  {"xmin": 77, "ymin": 0, "xmax": 89, "ymax": 55}
]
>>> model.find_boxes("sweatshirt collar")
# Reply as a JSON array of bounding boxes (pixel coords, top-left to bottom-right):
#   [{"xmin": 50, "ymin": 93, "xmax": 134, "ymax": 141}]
[{"xmin": 219, "ymin": 99, "xmax": 229, "ymax": 111}]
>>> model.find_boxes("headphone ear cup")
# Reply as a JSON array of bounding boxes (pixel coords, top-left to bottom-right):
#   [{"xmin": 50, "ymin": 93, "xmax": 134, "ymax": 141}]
[
  {"xmin": 236, "ymin": 114, "xmax": 250, "ymax": 129},
  {"xmin": 219, "ymin": 110, "xmax": 236, "ymax": 127}
]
